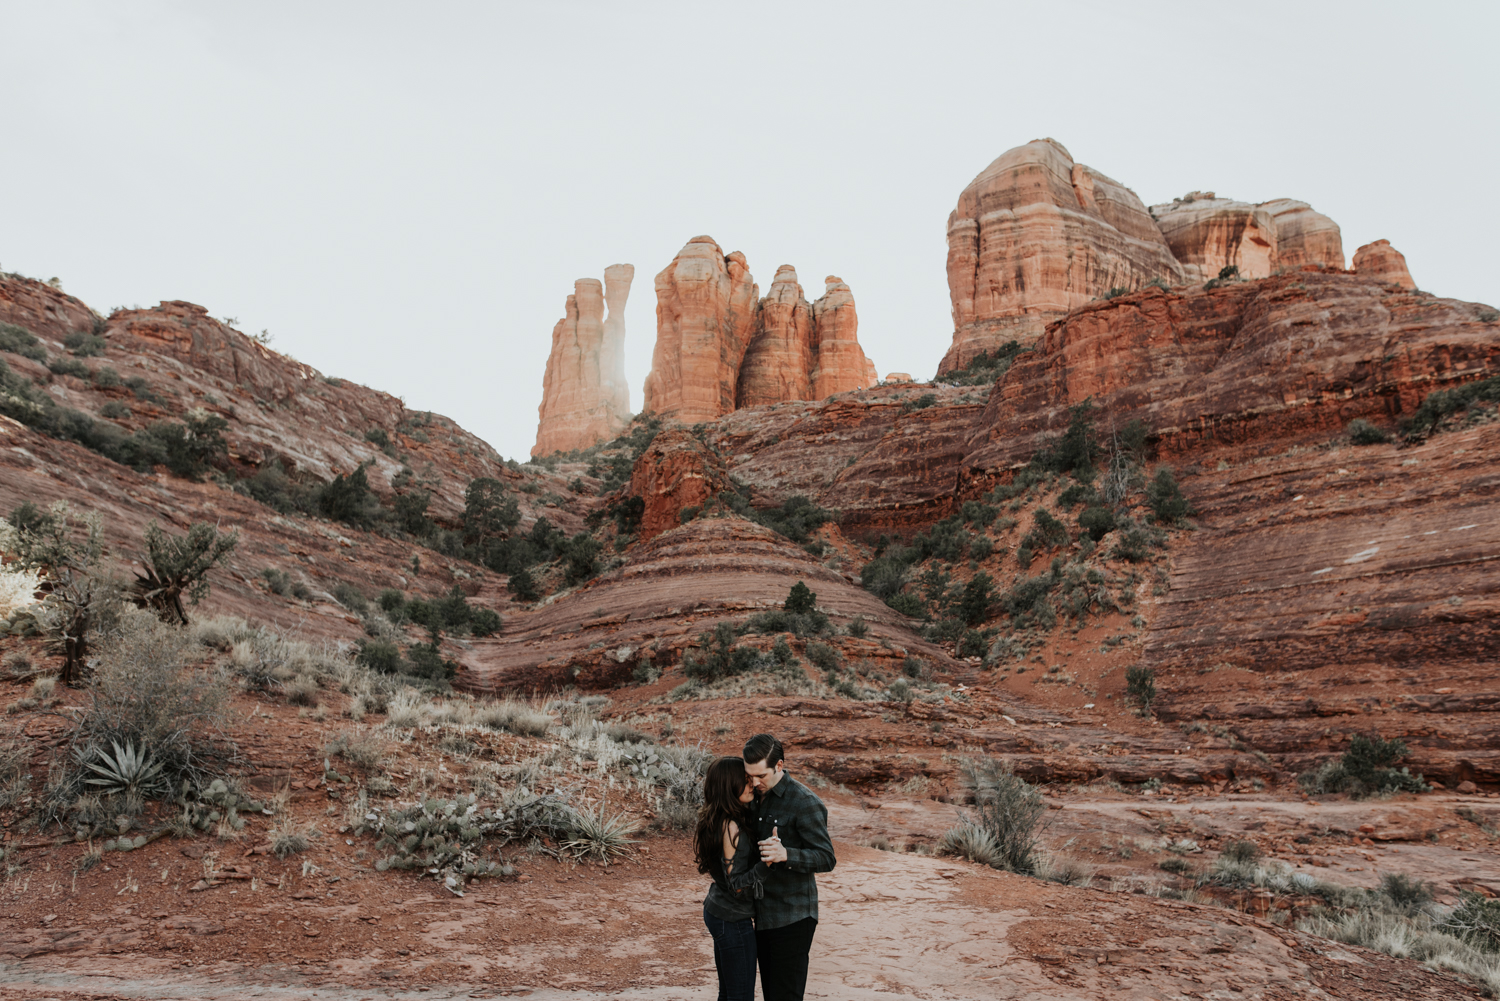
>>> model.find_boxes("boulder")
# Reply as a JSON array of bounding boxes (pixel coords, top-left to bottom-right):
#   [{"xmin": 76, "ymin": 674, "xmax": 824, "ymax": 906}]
[
  {"xmin": 532, "ymin": 265, "xmax": 635, "ymax": 456},
  {"xmin": 941, "ymin": 138, "xmax": 1182, "ymax": 374},
  {"xmin": 1353, "ymin": 239, "xmax": 1417, "ymax": 290},
  {"xmin": 643, "ymin": 236, "xmax": 760, "ymax": 422}
]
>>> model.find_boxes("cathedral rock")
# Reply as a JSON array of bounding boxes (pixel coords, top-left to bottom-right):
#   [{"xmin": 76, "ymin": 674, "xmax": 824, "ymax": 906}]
[
  {"xmin": 644, "ymin": 237, "xmax": 876, "ymax": 423},
  {"xmin": 532, "ymin": 264, "xmax": 633, "ymax": 456},
  {"xmin": 939, "ymin": 138, "xmax": 1347, "ymax": 375}
]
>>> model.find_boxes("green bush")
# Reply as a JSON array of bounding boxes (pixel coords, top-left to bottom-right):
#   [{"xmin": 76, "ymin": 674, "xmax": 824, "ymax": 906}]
[
  {"xmin": 99, "ymin": 400, "xmax": 131, "ymax": 419},
  {"xmin": 1347, "ymin": 418, "xmax": 1390, "ymax": 445},
  {"xmin": 943, "ymin": 342, "xmax": 1024, "ymax": 387},
  {"xmin": 959, "ymin": 572, "xmax": 994, "ymax": 626},
  {"xmin": 48, "ymin": 356, "xmax": 91, "ymax": 378},
  {"xmin": 507, "ymin": 567, "xmax": 539, "ymax": 602},
  {"xmin": 356, "ymin": 639, "xmax": 405, "ymax": 675},
  {"xmin": 64, "ymin": 330, "xmax": 107, "ymax": 357},
  {"xmin": 133, "ymin": 521, "xmax": 238, "ymax": 625},
  {"xmin": 956, "ymin": 758, "xmax": 1045, "ymax": 874},
  {"xmin": 1299, "ymin": 734, "xmax": 1426, "ymax": 798},
  {"xmin": 886, "ymin": 592, "xmax": 927, "ymax": 618},
  {"xmin": 1078, "ymin": 505, "xmax": 1116, "ymax": 541},
  {"xmin": 960, "ymin": 500, "xmax": 999, "ymax": 527},
  {"xmin": 1125, "ymin": 664, "xmax": 1156, "ymax": 710},
  {"xmin": 1029, "ymin": 399, "xmax": 1101, "ymax": 479},
  {"xmin": 1021, "ymin": 508, "xmax": 1069, "ymax": 552},
  {"xmin": 0, "ymin": 322, "xmax": 46, "ymax": 361},
  {"xmin": 1405, "ymin": 375, "xmax": 1500, "ymax": 438},
  {"xmin": 804, "ymin": 642, "xmax": 839, "ymax": 671},
  {"xmin": 742, "ymin": 608, "xmax": 830, "ymax": 638},
  {"xmin": 1146, "ymin": 468, "xmax": 1191, "ymax": 524},
  {"xmin": 93, "ymin": 366, "xmax": 121, "ymax": 388},
  {"xmin": 784, "ymin": 581, "xmax": 817, "ymax": 614},
  {"xmin": 317, "ymin": 461, "xmax": 382, "ymax": 528}
]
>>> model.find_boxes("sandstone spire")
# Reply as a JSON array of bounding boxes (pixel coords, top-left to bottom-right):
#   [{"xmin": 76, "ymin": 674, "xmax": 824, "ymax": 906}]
[
  {"xmin": 738, "ymin": 265, "xmax": 815, "ymax": 407},
  {"xmin": 1352, "ymin": 239, "xmax": 1417, "ymax": 290},
  {"xmin": 532, "ymin": 266, "xmax": 634, "ymax": 457},
  {"xmin": 810, "ymin": 276, "xmax": 871, "ymax": 399},
  {"xmin": 644, "ymin": 236, "xmax": 760, "ymax": 423},
  {"xmin": 941, "ymin": 138, "xmax": 1183, "ymax": 374}
]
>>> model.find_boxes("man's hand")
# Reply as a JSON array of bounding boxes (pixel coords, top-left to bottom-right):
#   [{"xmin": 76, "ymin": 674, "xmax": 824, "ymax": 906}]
[{"xmin": 759, "ymin": 825, "xmax": 787, "ymax": 864}]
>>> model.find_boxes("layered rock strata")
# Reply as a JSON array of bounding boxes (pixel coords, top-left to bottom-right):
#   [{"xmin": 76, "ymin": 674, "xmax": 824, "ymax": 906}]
[
  {"xmin": 1149, "ymin": 194, "xmax": 1345, "ymax": 283},
  {"xmin": 1353, "ymin": 239, "xmax": 1417, "ymax": 290},
  {"xmin": 941, "ymin": 138, "xmax": 1183, "ymax": 373},
  {"xmin": 533, "ymin": 264, "xmax": 634, "ymax": 456},
  {"xmin": 646, "ymin": 241, "xmax": 876, "ymax": 421}
]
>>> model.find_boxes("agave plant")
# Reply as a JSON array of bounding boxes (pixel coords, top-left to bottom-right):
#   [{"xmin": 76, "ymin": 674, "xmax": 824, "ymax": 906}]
[
  {"xmin": 563, "ymin": 802, "xmax": 641, "ymax": 861},
  {"xmin": 82, "ymin": 741, "xmax": 166, "ymax": 799}
]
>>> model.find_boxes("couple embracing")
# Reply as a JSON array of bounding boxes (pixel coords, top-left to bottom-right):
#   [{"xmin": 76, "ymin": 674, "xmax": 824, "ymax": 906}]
[{"xmin": 694, "ymin": 733, "xmax": 836, "ymax": 1001}]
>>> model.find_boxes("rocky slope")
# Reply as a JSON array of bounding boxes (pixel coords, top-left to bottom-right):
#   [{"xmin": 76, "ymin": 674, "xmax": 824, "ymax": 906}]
[{"xmin": 532, "ymin": 265, "xmax": 635, "ymax": 456}]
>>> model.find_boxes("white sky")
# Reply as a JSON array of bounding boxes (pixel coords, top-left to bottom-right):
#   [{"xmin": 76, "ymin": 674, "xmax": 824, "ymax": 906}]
[{"xmin": 4, "ymin": 1, "xmax": 1497, "ymax": 462}]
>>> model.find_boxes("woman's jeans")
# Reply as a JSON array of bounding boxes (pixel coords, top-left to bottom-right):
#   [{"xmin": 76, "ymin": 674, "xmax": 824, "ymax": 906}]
[{"xmin": 703, "ymin": 905, "xmax": 758, "ymax": 1001}]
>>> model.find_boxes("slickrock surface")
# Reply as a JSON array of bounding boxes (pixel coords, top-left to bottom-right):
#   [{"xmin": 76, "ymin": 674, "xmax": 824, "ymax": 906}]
[
  {"xmin": 941, "ymin": 138, "xmax": 1182, "ymax": 373},
  {"xmin": 533, "ymin": 264, "xmax": 634, "ymax": 456},
  {"xmin": 1354, "ymin": 238, "xmax": 1418, "ymax": 290},
  {"xmin": 456, "ymin": 517, "xmax": 951, "ymax": 692},
  {"xmin": 643, "ymin": 236, "xmax": 760, "ymax": 422}
]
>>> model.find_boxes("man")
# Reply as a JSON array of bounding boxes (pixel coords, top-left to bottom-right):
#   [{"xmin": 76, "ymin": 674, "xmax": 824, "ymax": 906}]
[{"xmin": 743, "ymin": 733, "xmax": 836, "ymax": 1001}]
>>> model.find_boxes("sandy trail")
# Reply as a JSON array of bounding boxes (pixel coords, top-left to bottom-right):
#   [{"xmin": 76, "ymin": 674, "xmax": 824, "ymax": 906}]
[{"xmin": 0, "ymin": 845, "xmax": 1484, "ymax": 1000}]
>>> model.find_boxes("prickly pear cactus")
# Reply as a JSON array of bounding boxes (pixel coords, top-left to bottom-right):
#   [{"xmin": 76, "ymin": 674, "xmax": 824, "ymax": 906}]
[
  {"xmin": 174, "ymin": 778, "xmax": 268, "ymax": 833},
  {"xmin": 372, "ymin": 794, "xmax": 513, "ymax": 895}
]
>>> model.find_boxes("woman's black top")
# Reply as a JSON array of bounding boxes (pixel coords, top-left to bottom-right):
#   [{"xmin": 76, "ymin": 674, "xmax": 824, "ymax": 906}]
[{"xmin": 703, "ymin": 818, "xmax": 770, "ymax": 922}]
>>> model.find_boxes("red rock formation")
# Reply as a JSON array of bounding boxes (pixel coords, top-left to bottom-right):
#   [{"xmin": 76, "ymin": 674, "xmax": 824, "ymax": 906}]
[
  {"xmin": 648, "ymin": 247, "xmax": 877, "ymax": 420},
  {"xmin": 811, "ymin": 276, "xmax": 874, "ymax": 398},
  {"xmin": 1353, "ymin": 239, "xmax": 1417, "ymax": 290},
  {"xmin": 1260, "ymin": 198, "xmax": 1345, "ymax": 270},
  {"xmin": 533, "ymin": 265, "xmax": 635, "ymax": 456},
  {"xmin": 941, "ymin": 138, "xmax": 1183, "ymax": 373},
  {"xmin": 737, "ymin": 265, "xmax": 814, "ymax": 407},
  {"xmin": 966, "ymin": 270, "xmax": 1498, "ymax": 471},
  {"xmin": 643, "ymin": 236, "xmax": 760, "ymax": 422},
  {"xmin": 1150, "ymin": 194, "xmax": 1345, "ymax": 282},
  {"xmin": 627, "ymin": 427, "xmax": 734, "ymax": 541}
]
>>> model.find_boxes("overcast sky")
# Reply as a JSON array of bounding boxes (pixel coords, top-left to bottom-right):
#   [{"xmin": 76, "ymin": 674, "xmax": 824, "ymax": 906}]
[{"xmin": 4, "ymin": 1, "xmax": 1496, "ymax": 462}]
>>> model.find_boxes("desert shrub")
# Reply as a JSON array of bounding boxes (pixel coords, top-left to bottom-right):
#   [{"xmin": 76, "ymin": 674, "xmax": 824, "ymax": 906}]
[
  {"xmin": 1299, "ymin": 733, "xmax": 1426, "ymax": 798},
  {"xmin": 473, "ymin": 700, "xmax": 553, "ymax": 738},
  {"xmin": 48, "ymin": 610, "xmax": 231, "ymax": 819},
  {"xmin": 405, "ymin": 641, "xmax": 456, "ymax": 682},
  {"xmin": 506, "ymin": 566, "xmax": 540, "ymax": 602},
  {"xmin": 944, "ymin": 342, "xmax": 1024, "ymax": 387},
  {"xmin": 1111, "ymin": 519, "xmax": 1163, "ymax": 563},
  {"xmin": 0, "ymin": 322, "xmax": 46, "ymax": 361},
  {"xmin": 270, "ymin": 817, "xmax": 316, "ymax": 859},
  {"xmin": 1029, "ymin": 399, "xmax": 1101, "ymax": 479},
  {"xmin": 356, "ymin": 639, "xmax": 406, "ymax": 675},
  {"xmin": 846, "ymin": 615, "xmax": 868, "ymax": 638},
  {"xmin": 956, "ymin": 758, "xmax": 1046, "ymax": 874},
  {"xmin": 232, "ymin": 459, "xmax": 318, "ymax": 515},
  {"xmin": 48, "ymin": 355, "xmax": 91, "ymax": 378},
  {"xmin": 1021, "ymin": 508, "xmax": 1069, "ymax": 552},
  {"xmin": 784, "ymin": 581, "xmax": 817, "ymax": 614},
  {"xmin": 1379, "ymin": 873, "xmax": 1435, "ymax": 915},
  {"xmin": 970, "ymin": 535, "xmax": 995, "ymax": 561},
  {"xmin": 317, "ymin": 461, "xmax": 383, "ymax": 528},
  {"xmin": 91, "ymin": 365, "xmax": 121, "ymax": 388},
  {"xmin": 1442, "ymin": 891, "xmax": 1500, "ymax": 951},
  {"xmin": 1055, "ymin": 482, "xmax": 1098, "ymax": 509},
  {"xmin": 1159, "ymin": 856, "xmax": 1194, "ymax": 874},
  {"xmin": 961, "ymin": 500, "xmax": 999, "ymax": 527},
  {"xmin": 938, "ymin": 821, "xmax": 1001, "ymax": 866},
  {"xmin": 331, "ymin": 581, "xmax": 369, "ymax": 614},
  {"xmin": 902, "ymin": 392, "xmax": 938, "ymax": 412},
  {"xmin": 1146, "ymin": 468, "xmax": 1191, "ymax": 524},
  {"xmin": 912, "ymin": 517, "xmax": 970, "ymax": 562},
  {"xmin": 392, "ymin": 489, "xmax": 435, "ymax": 536},
  {"xmin": 804, "ymin": 642, "xmax": 839, "ymax": 671},
  {"xmin": 463, "ymin": 477, "xmax": 521, "ymax": 548},
  {"xmin": 860, "ymin": 552, "xmax": 913, "ymax": 601},
  {"xmin": 325, "ymin": 730, "xmax": 389, "ymax": 771},
  {"xmin": 886, "ymin": 592, "xmax": 927, "ymax": 618},
  {"xmin": 998, "ymin": 571, "xmax": 1057, "ymax": 630},
  {"xmin": 64, "ymin": 330, "xmax": 107, "ymax": 357},
  {"xmin": 1078, "ymin": 505, "xmax": 1116, "ymax": 541},
  {"xmin": 1221, "ymin": 839, "xmax": 1262, "ymax": 864},
  {"xmin": 1348, "ymin": 418, "xmax": 1390, "ymax": 445},
  {"xmin": 565, "ymin": 802, "xmax": 642, "ymax": 860},
  {"xmin": 1405, "ymin": 374, "xmax": 1500, "ymax": 438},
  {"xmin": 132, "ymin": 521, "xmax": 238, "ymax": 625},
  {"xmin": 1125, "ymin": 665, "xmax": 1156, "ymax": 710},
  {"xmin": 562, "ymin": 533, "xmax": 601, "ymax": 585},
  {"xmin": 959, "ymin": 572, "xmax": 994, "ymax": 626},
  {"xmin": 374, "ymin": 795, "xmax": 512, "ymax": 893},
  {"xmin": 742, "ymin": 608, "xmax": 830, "ymax": 639}
]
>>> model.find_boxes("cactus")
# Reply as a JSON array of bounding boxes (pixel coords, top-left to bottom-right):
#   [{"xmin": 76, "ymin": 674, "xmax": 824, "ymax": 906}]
[{"xmin": 371, "ymin": 794, "xmax": 513, "ymax": 895}]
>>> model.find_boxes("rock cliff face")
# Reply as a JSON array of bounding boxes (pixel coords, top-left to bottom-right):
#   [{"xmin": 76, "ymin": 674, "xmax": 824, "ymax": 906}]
[
  {"xmin": 533, "ymin": 265, "xmax": 634, "ymax": 456},
  {"xmin": 967, "ymin": 270, "xmax": 1498, "ymax": 471},
  {"xmin": 646, "ymin": 242, "xmax": 876, "ymax": 421},
  {"xmin": 1353, "ymin": 239, "xmax": 1417, "ymax": 290},
  {"xmin": 1149, "ymin": 193, "xmax": 1345, "ymax": 283},
  {"xmin": 941, "ymin": 138, "xmax": 1183, "ymax": 373}
]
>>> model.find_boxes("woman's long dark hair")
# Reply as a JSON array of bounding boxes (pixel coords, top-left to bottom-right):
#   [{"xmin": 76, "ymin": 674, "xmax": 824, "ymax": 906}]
[{"xmin": 694, "ymin": 756, "xmax": 749, "ymax": 879}]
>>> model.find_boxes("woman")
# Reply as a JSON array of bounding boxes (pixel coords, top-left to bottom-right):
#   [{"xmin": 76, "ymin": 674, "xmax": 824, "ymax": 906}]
[{"xmin": 695, "ymin": 756, "xmax": 769, "ymax": 1001}]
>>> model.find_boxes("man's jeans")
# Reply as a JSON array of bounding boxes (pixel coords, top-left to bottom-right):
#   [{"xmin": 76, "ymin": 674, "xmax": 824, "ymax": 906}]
[
  {"xmin": 703, "ymin": 905, "xmax": 758, "ymax": 1001},
  {"xmin": 756, "ymin": 917, "xmax": 817, "ymax": 1001}
]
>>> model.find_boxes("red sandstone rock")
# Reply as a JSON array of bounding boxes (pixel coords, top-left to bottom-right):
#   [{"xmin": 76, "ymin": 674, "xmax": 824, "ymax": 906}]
[
  {"xmin": 737, "ymin": 265, "xmax": 814, "ymax": 407},
  {"xmin": 626, "ymin": 427, "xmax": 734, "ymax": 541},
  {"xmin": 810, "ymin": 276, "xmax": 874, "ymax": 398},
  {"xmin": 533, "ymin": 264, "xmax": 635, "ymax": 456},
  {"xmin": 1353, "ymin": 239, "xmax": 1417, "ymax": 290},
  {"xmin": 643, "ymin": 236, "xmax": 760, "ymax": 422},
  {"xmin": 941, "ymin": 138, "xmax": 1182, "ymax": 373},
  {"xmin": 1261, "ymin": 198, "xmax": 1345, "ymax": 270}
]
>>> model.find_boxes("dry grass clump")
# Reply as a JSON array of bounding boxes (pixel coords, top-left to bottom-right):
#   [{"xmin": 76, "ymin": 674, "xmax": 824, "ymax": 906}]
[
  {"xmin": 270, "ymin": 817, "xmax": 317, "ymax": 859},
  {"xmin": 475, "ymin": 699, "xmax": 554, "ymax": 738},
  {"xmin": 938, "ymin": 820, "xmax": 1001, "ymax": 867},
  {"xmin": 325, "ymin": 729, "xmax": 390, "ymax": 771},
  {"xmin": 952, "ymin": 757, "xmax": 1047, "ymax": 874}
]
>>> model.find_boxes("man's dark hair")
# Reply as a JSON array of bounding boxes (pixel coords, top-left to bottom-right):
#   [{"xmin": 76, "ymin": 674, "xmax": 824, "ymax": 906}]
[{"xmin": 743, "ymin": 733, "xmax": 784, "ymax": 769}]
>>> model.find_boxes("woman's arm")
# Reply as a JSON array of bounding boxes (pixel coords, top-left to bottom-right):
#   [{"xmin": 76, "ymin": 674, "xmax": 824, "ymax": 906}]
[{"xmin": 725, "ymin": 817, "xmax": 769, "ymax": 897}]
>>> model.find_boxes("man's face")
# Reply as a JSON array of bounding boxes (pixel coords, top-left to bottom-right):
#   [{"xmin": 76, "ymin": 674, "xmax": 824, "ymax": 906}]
[{"xmin": 745, "ymin": 759, "xmax": 783, "ymax": 793}]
